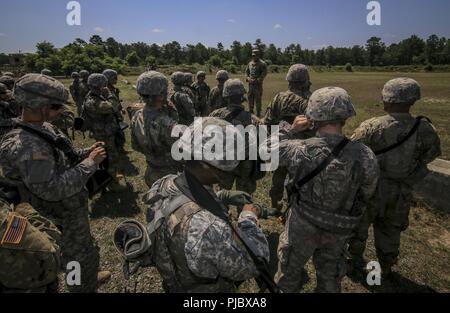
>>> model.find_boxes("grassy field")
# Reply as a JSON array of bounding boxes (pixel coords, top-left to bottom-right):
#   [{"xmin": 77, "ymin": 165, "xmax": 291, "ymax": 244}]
[{"xmin": 59, "ymin": 72, "xmax": 450, "ymax": 293}]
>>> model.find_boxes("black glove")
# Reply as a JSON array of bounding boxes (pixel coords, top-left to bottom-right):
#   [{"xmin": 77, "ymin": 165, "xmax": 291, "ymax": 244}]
[{"xmin": 217, "ymin": 190, "xmax": 252, "ymax": 207}]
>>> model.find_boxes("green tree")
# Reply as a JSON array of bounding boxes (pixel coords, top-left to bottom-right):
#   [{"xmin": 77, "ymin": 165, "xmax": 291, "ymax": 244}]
[{"xmin": 126, "ymin": 51, "xmax": 140, "ymax": 66}]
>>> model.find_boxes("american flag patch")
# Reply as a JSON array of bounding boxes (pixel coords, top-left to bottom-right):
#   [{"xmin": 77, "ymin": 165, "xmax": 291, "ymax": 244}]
[{"xmin": 1, "ymin": 213, "xmax": 27, "ymax": 245}]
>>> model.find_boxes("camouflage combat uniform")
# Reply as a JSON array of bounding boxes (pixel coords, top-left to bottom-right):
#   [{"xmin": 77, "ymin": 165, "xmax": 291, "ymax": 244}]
[
  {"xmin": 69, "ymin": 73, "xmax": 83, "ymax": 116},
  {"xmin": 263, "ymin": 64, "xmax": 313, "ymax": 210},
  {"xmin": 245, "ymin": 52, "xmax": 267, "ymax": 117},
  {"xmin": 51, "ymin": 108, "xmax": 75, "ymax": 138},
  {"xmin": 146, "ymin": 172, "xmax": 269, "ymax": 293},
  {"xmin": 169, "ymin": 72, "xmax": 195, "ymax": 125},
  {"xmin": 208, "ymin": 70, "xmax": 229, "ymax": 113},
  {"xmin": 103, "ymin": 69, "xmax": 126, "ymax": 151},
  {"xmin": 77, "ymin": 71, "xmax": 90, "ymax": 117},
  {"xmin": 0, "ymin": 201, "xmax": 61, "ymax": 293},
  {"xmin": 0, "ymin": 121, "xmax": 100, "ymax": 293},
  {"xmin": 271, "ymin": 87, "xmax": 379, "ymax": 293},
  {"xmin": 209, "ymin": 79, "xmax": 260, "ymax": 194},
  {"xmin": 131, "ymin": 71, "xmax": 182, "ymax": 188},
  {"xmin": 191, "ymin": 72, "xmax": 210, "ymax": 116},
  {"xmin": 83, "ymin": 74, "xmax": 121, "ymax": 179},
  {"xmin": 348, "ymin": 78, "xmax": 441, "ymax": 273},
  {"xmin": 0, "ymin": 83, "xmax": 20, "ymax": 124}
]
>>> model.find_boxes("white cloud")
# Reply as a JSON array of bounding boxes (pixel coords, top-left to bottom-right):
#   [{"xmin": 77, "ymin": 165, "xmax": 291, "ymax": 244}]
[
  {"xmin": 306, "ymin": 36, "xmax": 313, "ymax": 40},
  {"xmin": 0, "ymin": 33, "xmax": 6, "ymax": 37},
  {"xmin": 274, "ymin": 24, "xmax": 282, "ymax": 29},
  {"xmin": 94, "ymin": 27, "xmax": 104, "ymax": 33},
  {"xmin": 227, "ymin": 19, "xmax": 236, "ymax": 23},
  {"xmin": 152, "ymin": 28, "xmax": 165, "ymax": 33}
]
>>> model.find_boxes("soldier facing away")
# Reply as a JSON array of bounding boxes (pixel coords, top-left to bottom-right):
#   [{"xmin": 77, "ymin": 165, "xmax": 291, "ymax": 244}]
[
  {"xmin": 0, "ymin": 200, "xmax": 61, "ymax": 293},
  {"xmin": 77, "ymin": 70, "xmax": 90, "ymax": 116},
  {"xmin": 0, "ymin": 74, "xmax": 110, "ymax": 292},
  {"xmin": 267, "ymin": 87, "xmax": 379, "ymax": 293},
  {"xmin": 191, "ymin": 71, "xmax": 210, "ymax": 116},
  {"xmin": 83, "ymin": 73, "xmax": 124, "ymax": 191},
  {"xmin": 348, "ymin": 78, "xmax": 441, "ymax": 279},
  {"xmin": 245, "ymin": 49, "xmax": 268, "ymax": 117},
  {"xmin": 208, "ymin": 70, "xmax": 229, "ymax": 112},
  {"xmin": 169, "ymin": 71, "xmax": 195, "ymax": 125},
  {"xmin": 103, "ymin": 69, "xmax": 126, "ymax": 153},
  {"xmin": 114, "ymin": 117, "xmax": 270, "ymax": 293},
  {"xmin": 209, "ymin": 79, "xmax": 261, "ymax": 195},
  {"xmin": 263, "ymin": 64, "xmax": 313, "ymax": 213},
  {"xmin": 69, "ymin": 72, "xmax": 83, "ymax": 116},
  {"xmin": 130, "ymin": 71, "xmax": 182, "ymax": 188}
]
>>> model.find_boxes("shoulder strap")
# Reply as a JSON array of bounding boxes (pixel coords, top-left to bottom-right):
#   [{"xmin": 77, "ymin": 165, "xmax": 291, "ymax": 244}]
[
  {"xmin": 146, "ymin": 192, "xmax": 192, "ymax": 235},
  {"xmin": 287, "ymin": 137, "xmax": 350, "ymax": 195},
  {"xmin": 374, "ymin": 116, "xmax": 430, "ymax": 155}
]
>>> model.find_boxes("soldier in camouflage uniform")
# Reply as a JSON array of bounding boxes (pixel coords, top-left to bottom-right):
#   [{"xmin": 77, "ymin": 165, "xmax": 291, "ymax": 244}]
[
  {"xmin": 169, "ymin": 71, "xmax": 195, "ymax": 125},
  {"xmin": 348, "ymin": 78, "xmax": 441, "ymax": 278},
  {"xmin": 209, "ymin": 79, "xmax": 260, "ymax": 194},
  {"xmin": 0, "ymin": 73, "xmax": 110, "ymax": 292},
  {"xmin": 0, "ymin": 200, "xmax": 61, "ymax": 293},
  {"xmin": 78, "ymin": 70, "xmax": 90, "ymax": 116},
  {"xmin": 0, "ymin": 75, "xmax": 16, "ymax": 91},
  {"xmin": 268, "ymin": 87, "xmax": 379, "ymax": 293},
  {"xmin": 263, "ymin": 64, "xmax": 313, "ymax": 212},
  {"xmin": 103, "ymin": 69, "xmax": 126, "ymax": 152},
  {"xmin": 0, "ymin": 83, "xmax": 20, "ymax": 123},
  {"xmin": 245, "ymin": 49, "xmax": 268, "ymax": 117},
  {"xmin": 191, "ymin": 71, "xmax": 210, "ymax": 116},
  {"xmin": 83, "ymin": 73, "xmax": 124, "ymax": 190},
  {"xmin": 131, "ymin": 71, "xmax": 182, "ymax": 188},
  {"xmin": 69, "ymin": 72, "xmax": 83, "ymax": 116},
  {"xmin": 208, "ymin": 70, "xmax": 229, "ymax": 112},
  {"xmin": 114, "ymin": 117, "xmax": 269, "ymax": 292}
]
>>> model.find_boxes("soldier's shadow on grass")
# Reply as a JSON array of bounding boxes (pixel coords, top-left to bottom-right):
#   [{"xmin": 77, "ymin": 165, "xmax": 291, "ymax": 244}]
[
  {"xmin": 348, "ymin": 270, "xmax": 437, "ymax": 293},
  {"xmin": 120, "ymin": 153, "xmax": 140, "ymax": 177},
  {"xmin": 267, "ymin": 232, "xmax": 280, "ymax": 278},
  {"xmin": 89, "ymin": 183, "xmax": 141, "ymax": 218}
]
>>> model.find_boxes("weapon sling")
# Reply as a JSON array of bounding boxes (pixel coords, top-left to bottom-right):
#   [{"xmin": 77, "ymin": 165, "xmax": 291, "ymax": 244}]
[
  {"xmin": 374, "ymin": 116, "xmax": 430, "ymax": 155},
  {"xmin": 282, "ymin": 136, "xmax": 350, "ymax": 223},
  {"xmin": 175, "ymin": 171, "xmax": 280, "ymax": 293}
]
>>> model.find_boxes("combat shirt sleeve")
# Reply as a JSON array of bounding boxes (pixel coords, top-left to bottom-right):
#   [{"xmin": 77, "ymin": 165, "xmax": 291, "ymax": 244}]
[{"xmin": 15, "ymin": 144, "xmax": 96, "ymax": 201}]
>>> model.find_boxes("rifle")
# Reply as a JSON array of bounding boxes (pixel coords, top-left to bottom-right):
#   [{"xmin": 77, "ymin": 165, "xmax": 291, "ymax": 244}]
[{"xmin": 181, "ymin": 170, "xmax": 280, "ymax": 293}]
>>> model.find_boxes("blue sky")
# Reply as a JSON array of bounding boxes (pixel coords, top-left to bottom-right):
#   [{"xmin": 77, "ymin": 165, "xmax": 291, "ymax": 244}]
[{"xmin": 1, "ymin": 0, "xmax": 450, "ymax": 53}]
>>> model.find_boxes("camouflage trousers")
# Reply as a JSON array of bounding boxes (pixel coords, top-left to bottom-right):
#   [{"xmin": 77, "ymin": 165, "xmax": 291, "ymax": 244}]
[
  {"xmin": 275, "ymin": 208, "xmax": 349, "ymax": 293},
  {"xmin": 59, "ymin": 192, "xmax": 100, "ymax": 293},
  {"xmin": 248, "ymin": 83, "xmax": 263, "ymax": 117},
  {"xmin": 145, "ymin": 164, "xmax": 182, "ymax": 188},
  {"xmin": 219, "ymin": 161, "xmax": 257, "ymax": 195},
  {"xmin": 270, "ymin": 166, "xmax": 288, "ymax": 210},
  {"xmin": 348, "ymin": 179, "xmax": 413, "ymax": 270}
]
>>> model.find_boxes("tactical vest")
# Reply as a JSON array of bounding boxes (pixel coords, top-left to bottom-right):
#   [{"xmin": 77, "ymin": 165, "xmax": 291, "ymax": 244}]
[{"xmin": 152, "ymin": 191, "xmax": 236, "ymax": 292}]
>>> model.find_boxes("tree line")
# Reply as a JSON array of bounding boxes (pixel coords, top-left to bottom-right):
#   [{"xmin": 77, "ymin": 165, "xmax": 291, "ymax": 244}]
[{"xmin": 2, "ymin": 34, "xmax": 450, "ymax": 75}]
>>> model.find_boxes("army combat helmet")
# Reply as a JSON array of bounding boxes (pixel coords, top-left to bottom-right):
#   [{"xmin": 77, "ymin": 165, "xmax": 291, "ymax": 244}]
[
  {"xmin": 170, "ymin": 71, "xmax": 185, "ymax": 86},
  {"xmin": 222, "ymin": 79, "xmax": 247, "ymax": 98},
  {"xmin": 286, "ymin": 64, "xmax": 310, "ymax": 84},
  {"xmin": 183, "ymin": 72, "xmax": 194, "ymax": 86},
  {"xmin": 137, "ymin": 71, "xmax": 168, "ymax": 97},
  {"xmin": 382, "ymin": 77, "xmax": 421, "ymax": 105},
  {"xmin": 215, "ymin": 70, "xmax": 229, "ymax": 82},
  {"xmin": 13, "ymin": 73, "xmax": 68, "ymax": 110},
  {"xmin": 306, "ymin": 87, "xmax": 356, "ymax": 122},
  {"xmin": 102, "ymin": 69, "xmax": 118, "ymax": 85},
  {"xmin": 41, "ymin": 69, "xmax": 52, "ymax": 76},
  {"xmin": 87, "ymin": 73, "xmax": 108, "ymax": 90}
]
